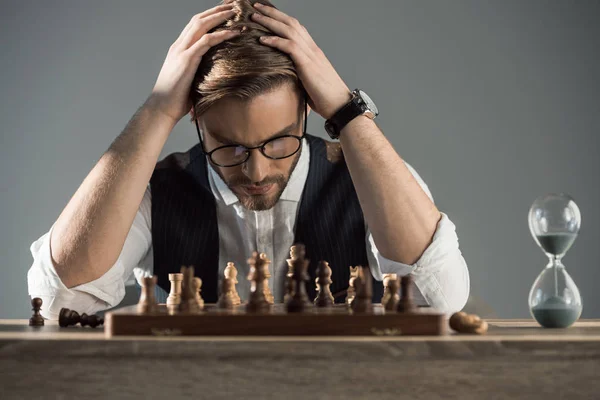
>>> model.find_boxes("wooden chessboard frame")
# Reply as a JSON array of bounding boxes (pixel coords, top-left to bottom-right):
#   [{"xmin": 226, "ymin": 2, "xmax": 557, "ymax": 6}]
[{"xmin": 105, "ymin": 304, "xmax": 447, "ymax": 337}]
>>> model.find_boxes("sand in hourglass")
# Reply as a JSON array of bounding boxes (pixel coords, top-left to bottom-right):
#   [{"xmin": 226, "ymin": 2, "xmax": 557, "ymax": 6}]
[
  {"xmin": 536, "ymin": 233, "xmax": 577, "ymax": 255},
  {"xmin": 531, "ymin": 296, "xmax": 582, "ymax": 328}
]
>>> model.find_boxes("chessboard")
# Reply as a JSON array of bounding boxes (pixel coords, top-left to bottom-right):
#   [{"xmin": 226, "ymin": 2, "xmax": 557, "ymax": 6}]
[
  {"xmin": 104, "ymin": 245, "xmax": 448, "ymax": 337},
  {"xmin": 105, "ymin": 303, "xmax": 447, "ymax": 337}
]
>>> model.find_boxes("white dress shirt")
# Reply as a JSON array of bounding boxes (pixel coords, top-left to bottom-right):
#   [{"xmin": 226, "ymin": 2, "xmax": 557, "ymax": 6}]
[{"xmin": 27, "ymin": 139, "xmax": 470, "ymax": 320}]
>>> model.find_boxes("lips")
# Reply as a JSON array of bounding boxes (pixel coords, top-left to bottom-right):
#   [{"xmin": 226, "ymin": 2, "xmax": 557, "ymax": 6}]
[{"xmin": 242, "ymin": 184, "xmax": 274, "ymax": 195}]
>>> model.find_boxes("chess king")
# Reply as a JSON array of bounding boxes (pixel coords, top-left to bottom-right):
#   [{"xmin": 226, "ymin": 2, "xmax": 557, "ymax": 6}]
[{"xmin": 27, "ymin": 0, "xmax": 470, "ymax": 319}]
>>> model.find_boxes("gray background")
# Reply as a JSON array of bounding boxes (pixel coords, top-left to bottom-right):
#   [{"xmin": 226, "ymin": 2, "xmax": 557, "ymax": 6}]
[{"xmin": 1, "ymin": 0, "xmax": 599, "ymax": 319}]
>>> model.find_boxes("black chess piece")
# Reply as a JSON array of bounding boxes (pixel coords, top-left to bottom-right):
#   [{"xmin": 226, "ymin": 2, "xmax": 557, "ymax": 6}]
[
  {"xmin": 314, "ymin": 261, "xmax": 334, "ymax": 308},
  {"xmin": 351, "ymin": 266, "xmax": 374, "ymax": 313},
  {"xmin": 59, "ymin": 307, "xmax": 104, "ymax": 328},
  {"xmin": 397, "ymin": 275, "xmax": 416, "ymax": 313},
  {"xmin": 29, "ymin": 297, "xmax": 44, "ymax": 326},
  {"xmin": 286, "ymin": 244, "xmax": 311, "ymax": 313},
  {"xmin": 246, "ymin": 252, "xmax": 270, "ymax": 313}
]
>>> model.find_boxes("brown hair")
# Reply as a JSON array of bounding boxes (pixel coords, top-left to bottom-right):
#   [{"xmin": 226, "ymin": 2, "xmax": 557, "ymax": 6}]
[{"xmin": 189, "ymin": 0, "xmax": 303, "ymax": 121}]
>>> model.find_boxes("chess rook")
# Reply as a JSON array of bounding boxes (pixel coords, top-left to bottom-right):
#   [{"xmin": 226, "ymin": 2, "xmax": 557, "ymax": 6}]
[
  {"xmin": 137, "ymin": 276, "xmax": 158, "ymax": 314},
  {"xmin": 166, "ymin": 273, "xmax": 183, "ymax": 306},
  {"xmin": 397, "ymin": 275, "xmax": 416, "ymax": 313}
]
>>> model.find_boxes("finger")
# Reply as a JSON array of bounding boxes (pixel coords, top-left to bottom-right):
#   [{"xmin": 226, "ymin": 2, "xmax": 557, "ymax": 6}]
[
  {"xmin": 174, "ymin": 4, "xmax": 235, "ymax": 47},
  {"xmin": 251, "ymin": 6, "xmax": 317, "ymax": 53},
  {"xmin": 186, "ymin": 29, "xmax": 241, "ymax": 59},
  {"xmin": 251, "ymin": 12, "xmax": 315, "ymax": 60},
  {"xmin": 179, "ymin": 9, "xmax": 236, "ymax": 50},
  {"xmin": 258, "ymin": 36, "xmax": 311, "ymax": 68}
]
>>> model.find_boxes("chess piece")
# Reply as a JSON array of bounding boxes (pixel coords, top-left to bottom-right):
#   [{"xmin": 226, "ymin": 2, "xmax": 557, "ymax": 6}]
[
  {"xmin": 217, "ymin": 277, "xmax": 235, "ymax": 310},
  {"xmin": 137, "ymin": 276, "xmax": 158, "ymax": 314},
  {"xmin": 246, "ymin": 252, "xmax": 270, "ymax": 313},
  {"xmin": 260, "ymin": 253, "xmax": 275, "ymax": 304},
  {"xmin": 383, "ymin": 276, "xmax": 400, "ymax": 311},
  {"xmin": 224, "ymin": 262, "xmax": 241, "ymax": 305},
  {"xmin": 166, "ymin": 273, "xmax": 183, "ymax": 306},
  {"xmin": 179, "ymin": 266, "xmax": 202, "ymax": 313},
  {"xmin": 314, "ymin": 261, "xmax": 334, "ymax": 308},
  {"xmin": 381, "ymin": 273, "xmax": 397, "ymax": 304},
  {"xmin": 396, "ymin": 275, "xmax": 416, "ymax": 313},
  {"xmin": 286, "ymin": 243, "xmax": 311, "ymax": 313},
  {"xmin": 193, "ymin": 277, "xmax": 205, "ymax": 310},
  {"xmin": 284, "ymin": 246, "xmax": 298, "ymax": 303},
  {"xmin": 29, "ymin": 297, "xmax": 44, "ymax": 326},
  {"xmin": 79, "ymin": 313, "xmax": 104, "ymax": 328},
  {"xmin": 351, "ymin": 266, "xmax": 373, "ymax": 313},
  {"xmin": 450, "ymin": 312, "xmax": 488, "ymax": 334},
  {"xmin": 345, "ymin": 266, "xmax": 359, "ymax": 306},
  {"xmin": 59, "ymin": 308, "xmax": 104, "ymax": 328}
]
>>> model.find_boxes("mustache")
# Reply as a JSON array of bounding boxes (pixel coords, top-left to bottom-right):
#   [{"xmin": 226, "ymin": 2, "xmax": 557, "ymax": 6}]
[{"xmin": 227, "ymin": 174, "xmax": 285, "ymax": 188}]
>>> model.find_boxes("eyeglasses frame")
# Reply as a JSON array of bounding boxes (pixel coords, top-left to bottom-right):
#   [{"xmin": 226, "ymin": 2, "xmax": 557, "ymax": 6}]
[{"xmin": 194, "ymin": 91, "xmax": 308, "ymax": 168}]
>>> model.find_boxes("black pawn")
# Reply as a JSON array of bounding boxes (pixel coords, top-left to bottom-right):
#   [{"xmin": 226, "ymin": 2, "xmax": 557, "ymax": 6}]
[
  {"xmin": 59, "ymin": 308, "xmax": 80, "ymax": 327},
  {"xmin": 80, "ymin": 313, "xmax": 104, "ymax": 328},
  {"xmin": 29, "ymin": 297, "xmax": 44, "ymax": 326}
]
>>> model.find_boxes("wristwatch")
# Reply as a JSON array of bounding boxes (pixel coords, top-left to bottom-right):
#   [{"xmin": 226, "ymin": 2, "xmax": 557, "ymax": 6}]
[{"xmin": 324, "ymin": 89, "xmax": 379, "ymax": 140}]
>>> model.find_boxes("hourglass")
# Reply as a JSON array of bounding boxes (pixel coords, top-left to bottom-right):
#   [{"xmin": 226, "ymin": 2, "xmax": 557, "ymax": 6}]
[{"xmin": 528, "ymin": 193, "xmax": 582, "ymax": 328}]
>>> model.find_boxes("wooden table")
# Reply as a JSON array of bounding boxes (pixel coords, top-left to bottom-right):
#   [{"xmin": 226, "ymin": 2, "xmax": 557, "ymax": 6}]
[{"xmin": 1, "ymin": 319, "xmax": 599, "ymax": 399}]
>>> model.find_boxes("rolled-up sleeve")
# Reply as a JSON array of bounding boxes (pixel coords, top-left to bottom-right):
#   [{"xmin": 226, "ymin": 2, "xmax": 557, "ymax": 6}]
[
  {"xmin": 27, "ymin": 186, "xmax": 153, "ymax": 320},
  {"xmin": 365, "ymin": 161, "xmax": 470, "ymax": 314}
]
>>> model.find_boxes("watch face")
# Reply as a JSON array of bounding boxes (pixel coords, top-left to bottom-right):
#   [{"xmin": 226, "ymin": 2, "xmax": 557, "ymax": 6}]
[{"xmin": 358, "ymin": 90, "xmax": 378, "ymax": 116}]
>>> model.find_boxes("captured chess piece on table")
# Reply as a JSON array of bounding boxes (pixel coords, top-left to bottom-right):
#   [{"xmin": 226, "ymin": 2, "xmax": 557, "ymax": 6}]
[
  {"xmin": 450, "ymin": 311, "xmax": 488, "ymax": 334},
  {"xmin": 29, "ymin": 297, "xmax": 44, "ymax": 326},
  {"xmin": 528, "ymin": 193, "xmax": 582, "ymax": 328},
  {"xmin": 59, "ymin": 308, "xmax": 104, "ymax": 328}
]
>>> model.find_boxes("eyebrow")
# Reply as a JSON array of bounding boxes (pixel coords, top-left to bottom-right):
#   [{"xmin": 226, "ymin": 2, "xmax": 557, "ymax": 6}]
[{"xmin": 208, "ymin": 120, "xmax": 300, "ymax": 147}]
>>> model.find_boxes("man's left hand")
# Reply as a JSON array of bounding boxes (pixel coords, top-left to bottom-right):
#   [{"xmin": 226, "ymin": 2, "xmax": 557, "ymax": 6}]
[{"xmin": 249, "ymin": 2, "xmax": 352, "ymax": 120}]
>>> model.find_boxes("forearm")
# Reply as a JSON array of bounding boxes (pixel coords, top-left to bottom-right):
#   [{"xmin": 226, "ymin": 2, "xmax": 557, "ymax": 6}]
[
  {"xmin": 340, "ymin": 117, "xmax": 441, "ymax": 264},
  {"xmin": 50, "ymin": 97, "xmax": 175, "ymax": 288}
]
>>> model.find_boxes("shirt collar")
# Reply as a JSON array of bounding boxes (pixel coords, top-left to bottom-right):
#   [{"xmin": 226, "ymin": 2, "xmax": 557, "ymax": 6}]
[{"xmin": 208, "ymin": 138, "xmax": 310, "ymax": 206}]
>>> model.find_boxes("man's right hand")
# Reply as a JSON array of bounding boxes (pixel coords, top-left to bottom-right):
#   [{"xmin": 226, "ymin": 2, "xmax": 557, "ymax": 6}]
[{"xmin": 147, "ymin": 3, "xmax": 240, "ymax": 124}]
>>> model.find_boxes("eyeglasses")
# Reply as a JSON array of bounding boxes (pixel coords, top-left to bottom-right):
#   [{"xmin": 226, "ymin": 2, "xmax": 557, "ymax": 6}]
[{"xmin": 195, "ymin": 92, "xmax": 308, "ymax": 168}]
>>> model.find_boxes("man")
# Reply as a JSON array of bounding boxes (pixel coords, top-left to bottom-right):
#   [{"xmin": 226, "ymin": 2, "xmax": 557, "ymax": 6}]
[{"xmin": 27, "ymin": 0, "xmax": 469, "ymax": 320}]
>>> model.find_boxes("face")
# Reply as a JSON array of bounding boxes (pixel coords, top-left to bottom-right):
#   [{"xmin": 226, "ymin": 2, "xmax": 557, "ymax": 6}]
[{"xmin": 198, "ymin": 84, "xmax": 309, "ymax": 211}]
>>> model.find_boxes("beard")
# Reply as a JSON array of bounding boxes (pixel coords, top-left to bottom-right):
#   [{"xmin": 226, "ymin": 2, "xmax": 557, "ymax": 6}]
[{"xmin": 218, "ymin": 150, "xmax": 301, "ymax": 211}]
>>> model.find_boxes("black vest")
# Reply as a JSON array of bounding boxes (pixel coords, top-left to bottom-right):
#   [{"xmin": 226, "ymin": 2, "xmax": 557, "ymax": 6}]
[{"xmin": 149, "ymin": 134, "xmax": 384, "ymax": 303}]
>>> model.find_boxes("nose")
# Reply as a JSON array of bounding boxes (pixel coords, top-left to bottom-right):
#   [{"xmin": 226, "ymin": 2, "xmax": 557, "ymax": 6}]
[{"xmin": 242, "ymin": 149, "xmax": 270, "ymax": 183}]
